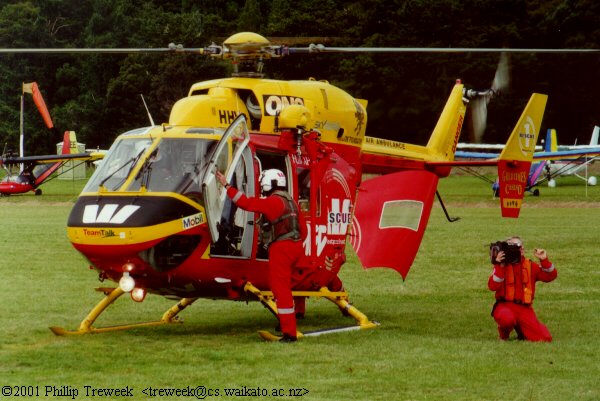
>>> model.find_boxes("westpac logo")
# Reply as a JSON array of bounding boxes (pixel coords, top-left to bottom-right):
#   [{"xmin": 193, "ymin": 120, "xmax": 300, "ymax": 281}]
[{"xmin": 82, "ymin": 204, "xmax": 140, "ymax": 224}]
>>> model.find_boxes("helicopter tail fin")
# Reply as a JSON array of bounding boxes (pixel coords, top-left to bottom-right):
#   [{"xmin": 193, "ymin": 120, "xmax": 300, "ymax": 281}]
[
  {"xmin": 360, "ymin": 82, "xmax": 467, "ymax": 168},
  {"xmin": 497, "ymin": 93, "xmax": 548, "ymax": 218},
  {"xmin": 425, "ymin": 81, "xmax": 467, "ymax": 161}
]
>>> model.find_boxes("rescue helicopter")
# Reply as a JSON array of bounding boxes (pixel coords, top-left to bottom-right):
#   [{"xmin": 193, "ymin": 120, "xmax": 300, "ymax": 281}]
[{"xmin": 2, "ymin": 32, "xmax": 549, "ymax": 340}]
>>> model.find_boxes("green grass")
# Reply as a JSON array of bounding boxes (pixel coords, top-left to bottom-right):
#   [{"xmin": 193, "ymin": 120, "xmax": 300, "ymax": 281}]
[{"xmin": 1, "ymin": 174, "xmax": 599, "ymax": 400}]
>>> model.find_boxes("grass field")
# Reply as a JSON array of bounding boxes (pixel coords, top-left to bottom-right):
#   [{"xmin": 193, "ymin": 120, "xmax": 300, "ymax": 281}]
[{"xmin": 1, "ymin": 173, "xmax": 599, "ymax": 400}]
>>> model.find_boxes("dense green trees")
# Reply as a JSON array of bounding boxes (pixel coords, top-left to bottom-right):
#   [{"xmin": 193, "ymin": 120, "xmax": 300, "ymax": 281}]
[{"xmin": 0, "ymin": 0, "xmax": 598, "ymax": 155}]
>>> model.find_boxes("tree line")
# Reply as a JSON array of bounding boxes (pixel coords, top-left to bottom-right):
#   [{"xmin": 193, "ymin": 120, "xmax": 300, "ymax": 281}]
[{"xmin": 1, "ymin": 0, "xmax": 599, "ymax": 155}]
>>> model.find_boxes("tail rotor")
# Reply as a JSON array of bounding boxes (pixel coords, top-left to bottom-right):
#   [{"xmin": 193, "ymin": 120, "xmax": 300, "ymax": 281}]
[{"xmin": 465, "ymin": 52, "xmax": 510, "ymax": 142}]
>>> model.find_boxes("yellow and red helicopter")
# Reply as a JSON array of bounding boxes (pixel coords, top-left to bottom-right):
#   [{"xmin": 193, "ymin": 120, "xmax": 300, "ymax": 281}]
[{"xmin": 2, "ymin": 32, "xmax": 549, "ymax": 340}]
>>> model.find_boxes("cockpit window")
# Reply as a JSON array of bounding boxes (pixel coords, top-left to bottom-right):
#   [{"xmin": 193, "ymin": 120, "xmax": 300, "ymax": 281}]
[
  {"xmin": 83, "ymin": 138, "xmax": 153, "ymax": 192},
  {"xmin": 128, "ymin": 138, "xmax": 217, "ymax": 197},
  {"xmin": 83, "ymin": 136, "xmax": 219, "ymax": 204}
]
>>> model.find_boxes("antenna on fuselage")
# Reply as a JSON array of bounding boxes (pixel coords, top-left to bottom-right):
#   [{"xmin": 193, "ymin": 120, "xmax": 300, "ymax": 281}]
[{"xmin": 140, "ymin": 94, "xmax": 156, "ymax": 126}]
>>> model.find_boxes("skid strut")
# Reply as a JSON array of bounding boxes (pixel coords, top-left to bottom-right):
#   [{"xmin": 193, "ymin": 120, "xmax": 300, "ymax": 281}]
[
  {"xmin": 243, "ymin": 283, "xmax": 379, "ymax": 341},
  {"xmin": 50, "ymin": 287, "xmax": 198, "ymax": 336},
  {"xmin": 49, "ymin": 284, "xmax": 378, "ymax": 338}
]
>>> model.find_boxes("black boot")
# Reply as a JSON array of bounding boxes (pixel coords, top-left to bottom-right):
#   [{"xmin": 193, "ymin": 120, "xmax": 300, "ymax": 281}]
[{"xmin": 279, "ymin": 333, "xmax": 297, "ymax": 342}]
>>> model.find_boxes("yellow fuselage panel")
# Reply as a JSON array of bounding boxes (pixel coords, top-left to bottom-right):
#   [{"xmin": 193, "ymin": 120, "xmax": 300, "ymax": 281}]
[
  {"xmin": 169, "ymin": 87, "xmax": 250, "ymax": 128},
  {"xmin": 175, "ymin": 77, "xmax": 367, "ymax": 148}
]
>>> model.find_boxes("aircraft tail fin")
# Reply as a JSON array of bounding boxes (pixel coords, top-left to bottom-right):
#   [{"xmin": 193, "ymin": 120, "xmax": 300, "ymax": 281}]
[
  {"xmin": 497, "ymin": 93, "xmax": 548, "ymax": 218},
  {"xmin": 61, "ymin": 131, "xmax": 71, "ymax": 155},
  {"xmin": 425, "ymin": 82, "xmax": 467, "ymax": 161},
  {"xmin": 61, "ymin": 131, "xmax": 78, "ymax": 155},
  {"xmin": 33, "ymin": 131, "xmax": 76, "ymax": 186},
  {"xmin": 544, "ymin": 128, "xmax": 557, "ymax": 152},
  {"xmin": 590, "ymin": 126, "xmax": 599, "ymax": 146}
]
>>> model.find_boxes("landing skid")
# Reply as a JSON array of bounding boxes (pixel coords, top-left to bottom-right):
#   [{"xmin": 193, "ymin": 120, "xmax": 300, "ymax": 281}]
[
  {"xmin": 49, "ymin": 283, "xmax": 379, "ymax": 338},
  {"xmin": 258, "ymin": 325, "xmax": 377, "ymax": 342},
  {"xmin": 49, "ymin": 287, "xmax": 198, "ymax": 336},
  {"xmin": 244, "ymin": 283, "xmax": 379, "ymax": 341}
]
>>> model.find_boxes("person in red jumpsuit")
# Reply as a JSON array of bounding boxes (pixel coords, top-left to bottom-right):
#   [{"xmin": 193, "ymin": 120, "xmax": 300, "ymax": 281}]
[
  {"xmin": 216, "ymin": 168, "xmax": 307, "ymax": 342},
  {"xmin": 488, "ymin": 236, "xmax": 557, "ymax": 342}
]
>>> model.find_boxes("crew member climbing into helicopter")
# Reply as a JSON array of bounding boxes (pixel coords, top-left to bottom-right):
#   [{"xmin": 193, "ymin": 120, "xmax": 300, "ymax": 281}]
[{"xmin": 216, "ymin": 168, "xmax": 307, "ymax": 342}]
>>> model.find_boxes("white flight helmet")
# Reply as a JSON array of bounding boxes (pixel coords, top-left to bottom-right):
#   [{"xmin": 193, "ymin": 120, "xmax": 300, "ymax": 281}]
[{"xmin": 260, "ymin": 169, "xmax": 286, "ymax": 192}]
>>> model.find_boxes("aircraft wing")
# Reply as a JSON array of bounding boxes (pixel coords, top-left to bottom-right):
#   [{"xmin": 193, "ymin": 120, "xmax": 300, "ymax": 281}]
[
  {"xmin": 1, "ymin": 152, "xmax": 104, "ymax": 166},
  {"xmin": 1, "ymin": 152, "xmax": 104, "ymax": 188},
  {"xmin": 455, "ymin": 150, "xmax": 500, "ymax": 159},
  {"xmin": 533, "ymin": 148, "xmax": 600, "ymax": 161},
  {"xmin": 457, "ymin": 147, "xmax": 600, "ymax": 161},
  {"xmin": 457, "ymin": 143, "xmax": 542, "ymax": 151}
]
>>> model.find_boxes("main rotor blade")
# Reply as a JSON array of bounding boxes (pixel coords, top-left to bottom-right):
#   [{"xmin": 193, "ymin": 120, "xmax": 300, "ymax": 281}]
[
  {"xmin": 290, "ymin": 46, "xmax": 600, "ymax": 54},
  {"xmin": 0, "ymin": 47, "xmax": 204, "ymax": 54},
  {"xmin": 2, "ymin": 45, "xmax": 599, "ymax": 55}
]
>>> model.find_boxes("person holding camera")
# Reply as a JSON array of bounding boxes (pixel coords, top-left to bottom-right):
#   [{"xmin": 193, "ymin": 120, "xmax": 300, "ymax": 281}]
[{"xmin": 488, "ymin": 236, "xmax": 557, "ymax": 342}]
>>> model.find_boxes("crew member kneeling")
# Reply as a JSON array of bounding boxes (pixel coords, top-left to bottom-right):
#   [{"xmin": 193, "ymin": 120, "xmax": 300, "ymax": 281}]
[
  {"xmin": 216, "ymin": 168, "xmax": 307, "ymax": 342},
  {"xmin": 488, "ymin": 236, "xmax": 557, "ymax": 342}
]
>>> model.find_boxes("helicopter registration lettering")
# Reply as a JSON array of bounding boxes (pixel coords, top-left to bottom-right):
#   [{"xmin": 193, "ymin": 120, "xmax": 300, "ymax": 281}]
[
  {"xmin": 218, "ymin": 110, "xmax": 240, "ymax": 124},
  {"xmin": 182, "ymin": 213, "xmax": 204, "ymax": 229},
  {"xmin": 263, "ymin": 95, "xmax": 304, "ymax": 116},
  {"xmin": 291, "ymin": 153, "xmax": 311, "ymax": 167}
]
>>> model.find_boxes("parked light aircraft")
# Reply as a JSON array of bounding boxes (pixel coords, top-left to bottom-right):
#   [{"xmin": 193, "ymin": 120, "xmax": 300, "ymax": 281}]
[
  {"xmin": 456, "ymin": 126, "xmax": 600, "ymax": 195},
  {"xmin": 0, "ymin": 82, "xmax": 101, "ymax": 196},
  {"xmin": 539, "ymin": 126, "xmax": 599, "ymax": 187}
]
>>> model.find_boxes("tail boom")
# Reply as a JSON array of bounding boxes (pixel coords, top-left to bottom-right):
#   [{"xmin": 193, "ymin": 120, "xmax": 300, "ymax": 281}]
[{"xmin": 360, "ymin": 82, "xmax": 467, "ymax": 175}]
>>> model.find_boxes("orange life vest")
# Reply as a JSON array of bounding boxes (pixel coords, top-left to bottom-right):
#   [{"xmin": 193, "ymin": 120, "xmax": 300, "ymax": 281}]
[{"xmin": 502, "ymin": 259, "xmax": 533, "ymax": 305}]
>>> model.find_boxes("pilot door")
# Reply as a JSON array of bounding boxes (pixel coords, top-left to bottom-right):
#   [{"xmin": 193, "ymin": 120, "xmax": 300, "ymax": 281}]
[{"xmin": 202, "ymin": 115, "xmax": 255, "ymax": 258}]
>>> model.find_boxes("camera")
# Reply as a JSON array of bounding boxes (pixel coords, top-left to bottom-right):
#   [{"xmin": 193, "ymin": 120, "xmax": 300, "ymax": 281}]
[{"xmin": 489, "ymin": 241, "xmax": 521, "ymax": 264}]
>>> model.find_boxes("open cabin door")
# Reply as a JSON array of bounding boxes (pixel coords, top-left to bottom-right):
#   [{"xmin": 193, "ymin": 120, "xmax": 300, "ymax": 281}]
[
  {"xmin": 202, "ymin": 115, "xmax": 251, "ymax": 254},
  {"xmin": 351, "ymin": 170, "xmax": 439, "ymax": 279}
]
